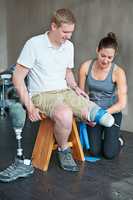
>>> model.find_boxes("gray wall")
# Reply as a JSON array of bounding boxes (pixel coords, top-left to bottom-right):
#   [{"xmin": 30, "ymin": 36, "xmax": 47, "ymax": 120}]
[
  {"xmin": 0, "ymin": 0, "xmax": 133, "ymax": 132},
  {"xmin": 0, "ymin": 0, "xmax": 8, "ymax": 72}
]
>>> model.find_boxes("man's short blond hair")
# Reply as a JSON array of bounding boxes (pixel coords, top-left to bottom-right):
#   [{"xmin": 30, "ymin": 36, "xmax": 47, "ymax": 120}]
[{"xmin": 51, "ymin": 8, "xmax": 76, "ymax": 27}]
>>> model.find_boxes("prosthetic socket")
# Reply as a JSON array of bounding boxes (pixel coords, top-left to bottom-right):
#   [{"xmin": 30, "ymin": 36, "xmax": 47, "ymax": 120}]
[
  {"xmin": 88, "ymin": 104, "xmax": 114, "ymax": 127},
  {"xmin": 9, "ymin": 102, "xmax": 26, "ymax": 159}
]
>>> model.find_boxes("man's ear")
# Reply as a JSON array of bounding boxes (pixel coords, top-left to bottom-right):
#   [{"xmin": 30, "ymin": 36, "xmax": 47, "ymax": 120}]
[{"xmin": 51, "ymin": 22, "xmax": 58, "ymax": 31}]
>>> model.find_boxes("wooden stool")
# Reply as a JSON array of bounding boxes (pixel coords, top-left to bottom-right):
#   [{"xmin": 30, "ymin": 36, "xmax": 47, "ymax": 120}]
[{"xmin": 32, "ymin": 116, "xmax": 85, "ymax": 171}]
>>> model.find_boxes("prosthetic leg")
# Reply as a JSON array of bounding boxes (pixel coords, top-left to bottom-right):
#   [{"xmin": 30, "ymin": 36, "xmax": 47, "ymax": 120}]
[
  {"xmin": 9, "ymin": 102, "xmax": 26, "ymax": 159},
  {"xmin": 0, "ymin": 102, "xmax": 34, "ymax": 183}
]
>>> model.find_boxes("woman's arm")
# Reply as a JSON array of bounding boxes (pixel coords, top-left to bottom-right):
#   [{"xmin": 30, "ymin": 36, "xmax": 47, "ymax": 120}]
[
  {"xmin": 79, "ymin": 60, "xmax": 90, "ymax": 91},
  {"xmin": 107, "ymin": 66, "xmax": 127, "ymax": 114}
]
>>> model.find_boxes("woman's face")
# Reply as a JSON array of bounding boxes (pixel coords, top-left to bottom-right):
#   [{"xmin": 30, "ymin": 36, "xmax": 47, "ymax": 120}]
[{"xmin": 97, "ymin": 48, "xmax": 115, "ymax": 69}]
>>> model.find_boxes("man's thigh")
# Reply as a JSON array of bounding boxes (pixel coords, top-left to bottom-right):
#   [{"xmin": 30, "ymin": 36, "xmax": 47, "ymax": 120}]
[
  {"xmin": 63, "ymin": 89, "xmax": 93, "ymax": 119},
  {"xmin": 32, "ymin": 91, "xmax": 64, "ymax": 117},
  {"xmin": 32, "ymin": 89, "xmax": 95, "ymax": 120}
]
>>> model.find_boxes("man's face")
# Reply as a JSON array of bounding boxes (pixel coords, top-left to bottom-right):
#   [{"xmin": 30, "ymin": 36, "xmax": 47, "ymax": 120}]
[{"xmin": 51, "ymin": 22, "xmax": 75, "ymax": 44}]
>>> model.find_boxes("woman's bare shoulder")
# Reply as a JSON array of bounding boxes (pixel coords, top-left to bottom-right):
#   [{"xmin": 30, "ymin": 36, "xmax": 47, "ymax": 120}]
[
  {"xmin": 113, "ymin": 64, "xmax": 126, "ymax": 81},
  {"xmin": 80, "ymin": 59, "xmax": 92, "ymax": 74}
]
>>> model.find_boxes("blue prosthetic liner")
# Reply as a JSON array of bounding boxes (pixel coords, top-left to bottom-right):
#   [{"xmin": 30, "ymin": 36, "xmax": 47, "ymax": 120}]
[
  {"xmin": 94, "ymin": 108, "xmax": 107, "ymax": 124},
  {"xmin": 79, "ymin": 122, "xmax": 100, "ymax": 162}
]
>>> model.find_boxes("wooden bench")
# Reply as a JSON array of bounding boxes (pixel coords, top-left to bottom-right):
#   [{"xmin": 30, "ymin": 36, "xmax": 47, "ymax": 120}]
[{"xmin": 32, "ymin": 115, "xmax": 84, "ymax": 171}]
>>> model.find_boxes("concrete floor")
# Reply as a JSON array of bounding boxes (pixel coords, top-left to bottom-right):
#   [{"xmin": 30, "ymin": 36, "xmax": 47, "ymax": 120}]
[{"xmin": 0, "ymin": 115, "xmax": 133, "ymax": 200}]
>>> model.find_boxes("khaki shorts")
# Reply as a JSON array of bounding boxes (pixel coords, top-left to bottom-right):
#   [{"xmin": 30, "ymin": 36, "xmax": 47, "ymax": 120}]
[{"xmin": 32, "ymin": 89, "xmax": 95, "ymax": 120}]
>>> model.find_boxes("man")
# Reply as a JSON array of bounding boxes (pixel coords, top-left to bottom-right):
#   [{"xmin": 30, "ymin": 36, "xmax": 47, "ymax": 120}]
[{"xmin": 0, "ymin": 8, "xmax": 114, "ymax": 182}]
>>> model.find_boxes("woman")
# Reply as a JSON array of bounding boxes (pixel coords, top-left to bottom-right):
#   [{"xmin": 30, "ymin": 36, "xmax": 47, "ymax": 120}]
[{"xmin": 79, "ymin": 32, "xmax": 127, "ymax": 159}]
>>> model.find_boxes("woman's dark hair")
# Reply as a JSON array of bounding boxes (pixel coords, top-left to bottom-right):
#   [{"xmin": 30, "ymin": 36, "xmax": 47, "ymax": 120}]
[{"xmin": 97, "ymin": 32, "xmax": 118, "ymax": 53}]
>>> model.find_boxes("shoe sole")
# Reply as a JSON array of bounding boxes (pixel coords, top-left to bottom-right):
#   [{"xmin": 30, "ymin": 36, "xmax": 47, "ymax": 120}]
[
  {"xmin": 0, "ymin": 170, "xmax": 34, "ymax": 183},
  {"xmin": 61, "ymin": 166, "xmax": 79, "ymax": 172}
]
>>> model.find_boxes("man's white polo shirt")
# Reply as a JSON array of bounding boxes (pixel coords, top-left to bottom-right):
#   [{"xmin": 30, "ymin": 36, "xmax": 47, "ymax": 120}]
[{"xmin": 17, "ymin": 32, "xmax": 74, "ymax": 96}]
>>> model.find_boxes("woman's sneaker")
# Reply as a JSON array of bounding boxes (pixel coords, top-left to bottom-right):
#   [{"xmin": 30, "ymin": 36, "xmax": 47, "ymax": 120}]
[
  {"xmin": 119, "ymin": 136, "xmax": 125, "ymax": 148},
  {"xmin": 0, "ymin": 158, "xmax": 34, "ymax": 182}
]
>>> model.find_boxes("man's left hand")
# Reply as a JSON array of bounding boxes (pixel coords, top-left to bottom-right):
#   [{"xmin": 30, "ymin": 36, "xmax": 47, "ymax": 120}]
[{"xmin": 74, "ymin": 86, "xmax": 89, "ymax": 99}]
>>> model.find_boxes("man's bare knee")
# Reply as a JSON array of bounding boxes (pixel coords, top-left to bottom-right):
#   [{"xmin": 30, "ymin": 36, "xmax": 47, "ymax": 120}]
[{"xmin": 52, "ymin": 105, "xmax": 73, "ymax": 129}]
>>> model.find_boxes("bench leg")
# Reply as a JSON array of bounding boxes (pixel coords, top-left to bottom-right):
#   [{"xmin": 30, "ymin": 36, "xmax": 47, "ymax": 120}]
[
  {"xmin": 70, "ymin": 120, "xmax": 85, "ymax": 161},
  {"xmin": 32, "ymin": 118, "xmax": 55, "ymax": 171}
]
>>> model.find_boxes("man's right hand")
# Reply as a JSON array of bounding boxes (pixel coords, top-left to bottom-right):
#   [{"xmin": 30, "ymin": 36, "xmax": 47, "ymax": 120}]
[{"xmin": 27, "ymin": 104, "xmax": 42, "ymax": 122}]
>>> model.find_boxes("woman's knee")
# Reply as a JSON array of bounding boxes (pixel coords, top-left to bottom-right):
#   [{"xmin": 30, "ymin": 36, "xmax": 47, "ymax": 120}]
[
  {"xmin": 103, "ymin": 150, "xmax": 118, "ymax": 159},
  {"xmin": 103, "ymin": 138, "xmax": 120, "ymax": 159}
]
